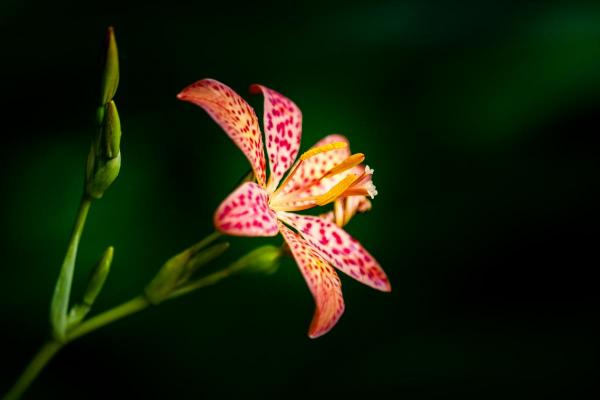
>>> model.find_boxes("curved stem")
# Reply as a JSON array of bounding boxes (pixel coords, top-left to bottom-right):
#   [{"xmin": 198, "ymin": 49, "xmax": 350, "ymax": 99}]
[
  {"xmin": 3, "ymin": 341, "xmax": 62, "ymax": 400},
  {"xmin": 50, "ymin": 196, "xmax": 93, "ymax": 340},
  {"xmin": 4, "ymin": 232, "xmax": 242, "ymax": 400}
]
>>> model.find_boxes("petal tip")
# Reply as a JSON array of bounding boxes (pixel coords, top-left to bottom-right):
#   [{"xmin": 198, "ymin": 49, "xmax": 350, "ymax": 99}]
[
  {"xmin": 308, "ymin": 331, "xmax": 324, "ymax": 339},
  {"xmin": 248, "ymin": 83, "xmax": 262, "ymax": 94}
]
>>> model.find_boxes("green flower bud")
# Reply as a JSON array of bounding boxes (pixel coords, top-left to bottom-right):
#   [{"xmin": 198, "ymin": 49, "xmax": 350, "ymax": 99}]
[
  {"xmin": 86, "ymin": 100, "xmax": 122, "ymax": 199},
  {"xmin": 83, "ymin": 246, "xmax": 113, "ymax": 306},
  {"xmin": 145, "ymin": 251, "xmax": 189, "ymax": 305},
  {"xmin": 180, "ymin": 242, "xmax": 230, "ymax": 283},
  {"xmin": 99, "ymin": 26, "xmax": 119, "ymax": 106},
  {"xmin": 235, "ymin": 245, "xmax": 281, "ymax": 275},
  {"xmin": 145, "ymin": 242, "xmax": 230, "ymax": 304},
  {"xmin": 67, "ymin": 247, "xmax": 113, "ymax": 329}
]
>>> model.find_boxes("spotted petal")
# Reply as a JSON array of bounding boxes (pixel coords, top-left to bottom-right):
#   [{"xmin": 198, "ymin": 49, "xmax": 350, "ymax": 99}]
[
  {"xmin": 178, "ymin": 79, "xmax": 267, "ymax": 187},
  {"xmin": 250, "ymin": 85, "xmax": 302, "ymax": 193},
  {"xmin": 277, "ymin": 134, "xmax": 353, "ymax": 200},
  {"xmin": 279, "ymin": 222, "xmax": 345, "ymax": 338},
  {"xmin": 214, "ymin": 182, "xmax": 278, "ymax": 236},
  {"xmin": 278, "ymin": 212, "xmax": 391, "ymax": 292}
]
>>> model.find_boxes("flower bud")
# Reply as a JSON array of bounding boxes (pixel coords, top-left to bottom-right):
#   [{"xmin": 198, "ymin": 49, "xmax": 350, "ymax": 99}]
[
  {"xmin": 145, "ymin": 242, "xmax": 230, "ymax": 304},
  {"xmin": 85, "ymin": 100, "xmax": 122, "ymax": 199},
  {"xmin": 145, "ymin": 251, "xmax": 189, "ymax": 305},
  {"xmin": 83, "ymin": 246, "xmax": 113, "ymax": 306},
  {"xmin": 181, "ymin": 242, "xmax": 230, "ymax": 282},
  {"xmin": 67, "ymin": 247, "xmax": 113, "ymax": 328},
  {"xmin": 99, "ymin": 26, "xmax": 119, "ymax": 106},
  {"xmin": 235, "ymin": 245, "xmax": 281, "ymax": 275}
]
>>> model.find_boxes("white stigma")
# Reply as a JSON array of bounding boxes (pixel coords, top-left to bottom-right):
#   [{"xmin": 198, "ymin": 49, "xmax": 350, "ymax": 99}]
[
  {"xmin": 367, "ymin": 182, "xmax": 378, "ymax": 199},
  {"xmin": 363, "ymin": 165, "xmax": 377, "ymax": 198}
]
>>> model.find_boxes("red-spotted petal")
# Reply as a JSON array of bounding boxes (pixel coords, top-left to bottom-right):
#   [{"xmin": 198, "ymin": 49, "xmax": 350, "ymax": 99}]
[
  {"xmin": 279, "ymin": 222, "xmax": 345, "ymax": 338},
  {"xmin": 178, "ymin": 79, "xmax": 267, "ymax": 187},
  {"xmin": 278, "ymin": 212, "xmax": 391, "ymax": 292},
  {"xmin": 213, "ymin": 182, "xmax": 278, "ymax": 236},
  {"xmin": 250, "ymin": 85, "xmax": 302, "ymax": 193}
]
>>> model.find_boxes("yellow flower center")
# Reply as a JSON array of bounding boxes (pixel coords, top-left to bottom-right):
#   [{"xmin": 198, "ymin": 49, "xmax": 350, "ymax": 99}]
[{"xmin": 269, "ymin": 142, "xmax": 376, "ymax": 212}]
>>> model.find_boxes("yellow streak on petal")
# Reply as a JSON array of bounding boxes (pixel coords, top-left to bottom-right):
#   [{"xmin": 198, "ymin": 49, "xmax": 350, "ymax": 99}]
[
  {"xmin": 315, "ymin": 173, "xmax": 359, "ymax": 206},
  {"xmin": 323, "ymin": 153, "xmax": 365, "ymax": 178},
  {"xmin": 299, "ymin": 142, "xmax": 347, "ymax": 161}
]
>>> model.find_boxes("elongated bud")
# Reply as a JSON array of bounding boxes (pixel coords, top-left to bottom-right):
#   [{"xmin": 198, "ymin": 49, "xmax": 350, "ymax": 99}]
[
  {"xmin": 145, "ymin": 251, "xmax": 189, "ymax": 305},
  {"xmin": 67, "ymin": 247, "xmax": 113, "ymax": 329},
  {"xmin": 103, "ymin": 100, "xmax": 121, "ymax": 158},
  {"xmin": 235, "ymin": 245, "xmax": 282, "ymax": 275},
  {"xmin": 180, "ymin": 242, "xmax": 230, "ymax": 282},
  {"xmin": 145, "ymin": 242, "xmax": 230, "ymax": 304},
  {"xmin": 99, "ymin": 26, "xmax": 119, "ymax": 107},
  {"xmin": 86, "ymin": 100, "xmax": 122, "ymax": 198},
  {"xmin": 83, "ymin": 246, "xmax": 113, "ymax": 305}
]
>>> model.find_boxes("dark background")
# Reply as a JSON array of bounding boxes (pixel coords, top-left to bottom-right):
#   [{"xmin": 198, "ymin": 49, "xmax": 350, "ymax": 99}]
[{"xmin": 1, "ymin": 1, "xmax": 599, "ymax": 398}]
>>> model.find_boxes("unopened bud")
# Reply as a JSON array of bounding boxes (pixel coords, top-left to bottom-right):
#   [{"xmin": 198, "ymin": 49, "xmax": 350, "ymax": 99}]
[
  {"xmin": 85, "ymin": 101, "xmax": 122, "ymax": 199},
  {"xmin": 67, "ymin": 247, "xmax": 113, "ymax": 328},
  {"xmin": 145, "ymin": 251, "xmax": 189, "ymax": 305},
  {"xmin": 83, "ymin": 246, "xmax": 113, "ymax": 306},
  {"xmin": 181, "ymin": 242, "xmax": 230, "ymax": 282},
  {"xmin": 99, "ymin": 26, "xmax": 119, "ymax": 106},
  {"xmin": 145, "ymin": 241, "xmax": 230, "ymax": 304},
  {"xmin": 235, "ymin": 245, "xmax": 281, "ymax": 275}
]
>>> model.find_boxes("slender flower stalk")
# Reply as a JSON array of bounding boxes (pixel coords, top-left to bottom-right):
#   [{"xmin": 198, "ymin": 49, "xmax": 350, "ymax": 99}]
[
  {"xmin": 3, "ymin": 235, "xmax": 272, "ymax": 400},
  {"xmin": 49, "ymin": 196, "xmax": 92, "ymax": 341}
]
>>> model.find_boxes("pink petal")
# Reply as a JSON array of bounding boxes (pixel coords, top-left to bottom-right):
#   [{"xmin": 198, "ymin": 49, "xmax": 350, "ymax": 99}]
[
  {"xmin": 178, "ymin": 79, "xmax": 267, "ymax": 187},
  {"xmin": 214, "ymin": 182, "xmax": 279, "ymax": 237},
  {"xmin": 277, "ymin": 134, "xmax": 353, "ymax": 201},
  {"xmin": 278, "ymin": 212, "xmax": 391, "ymax": 292},
  {"xmin": 250, "ymin": 84, "xmax": 302, "ymax": 193},
  {"xmin": 279, "ymin": 222, "xmax": 345, "ymax": 338}
]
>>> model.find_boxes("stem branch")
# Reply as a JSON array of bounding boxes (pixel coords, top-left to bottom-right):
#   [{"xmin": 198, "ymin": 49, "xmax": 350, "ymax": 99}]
[
  {"xmin": 3, "ymin": 341, "xmax": 62, "ymax": 400},
  {"xmin": 67, "ymin": 296, "xmax": 150, "ymax": 341}
]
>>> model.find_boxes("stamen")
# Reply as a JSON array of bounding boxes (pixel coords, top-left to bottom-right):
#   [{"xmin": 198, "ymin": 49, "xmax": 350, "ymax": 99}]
[
  {"xmin": 323, "ymin": 153, "xmax": 365, "ymax": 178},
  {"xmin": 315, "ymin": 173, "xmax": 359, "ymax": 206},
  {"xmin": 334, "ymin": 198, "xmax": 345, "ymax": 227},
  {"xmin": 271, "ymin": 141, "xmax": 348, "ymax": 199},
  {"xmin": 270, "ymin": 198, "xmax": 317, "ymax": 212},
  {"xmin": 299, "ymin": 141, "xmax": 347, "ymax": 161}
]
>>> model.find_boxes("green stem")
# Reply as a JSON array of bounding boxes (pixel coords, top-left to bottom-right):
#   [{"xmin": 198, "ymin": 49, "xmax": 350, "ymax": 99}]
[
  {"xmin": 168, "ymin": 259, "xmax": 245, "ymax": 299},
  {"xmin": 4, "ymin": 232, "xmax": 239, "ymax": 400},
  {"xmin": 3, "ymin": 341, "xmax": 62, "ymax": 400},
  {"xmin": 50, "ymin": 196, "xmax": 93, "ymax": 340},
  {"xmin": 66, "ymin": 295, "xmax": 150, "ymax": 341},
  {"xmin": 187, "ymin": 230, "xmax": 222, "ymax": 254}
]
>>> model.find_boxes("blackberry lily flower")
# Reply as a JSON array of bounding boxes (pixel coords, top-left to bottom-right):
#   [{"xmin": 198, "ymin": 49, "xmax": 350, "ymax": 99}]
[{"xmin": 178, "ymin": 79, "xmax": 390, "ymax": 338}]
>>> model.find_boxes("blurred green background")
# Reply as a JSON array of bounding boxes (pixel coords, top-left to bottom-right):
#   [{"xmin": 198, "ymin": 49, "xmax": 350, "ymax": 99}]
[{"xmin": 1, "ymin": 1, "xmax": 599, "ymax": 398}]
